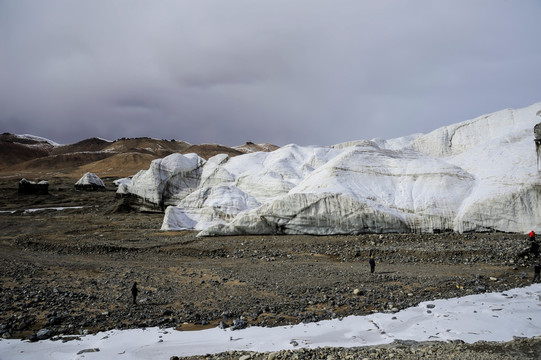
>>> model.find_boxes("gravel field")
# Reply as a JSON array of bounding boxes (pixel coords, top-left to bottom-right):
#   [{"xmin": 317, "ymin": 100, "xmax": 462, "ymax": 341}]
[{"xmin": 0, "ymin": 178, "xmax": 540, "ymax": 359}]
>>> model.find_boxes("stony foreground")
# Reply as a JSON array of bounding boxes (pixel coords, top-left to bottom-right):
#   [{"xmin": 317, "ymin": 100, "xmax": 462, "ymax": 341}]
[
  {"xmin": 177, "ymin": 337, "xmax": 541, "ymax": 360},
  {"xmin": 0, "ymin": 179, "xmax": 540, "ymax": 358}
]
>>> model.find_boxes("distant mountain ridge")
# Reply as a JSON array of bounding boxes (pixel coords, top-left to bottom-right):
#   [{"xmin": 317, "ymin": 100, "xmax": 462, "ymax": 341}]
[{"xmin": 0, "ymin": 133, "xmax": 278, "ymax": 179}]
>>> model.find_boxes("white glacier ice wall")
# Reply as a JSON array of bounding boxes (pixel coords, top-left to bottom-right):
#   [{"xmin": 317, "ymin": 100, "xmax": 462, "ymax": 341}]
[
  {"xmin": 128, "ymin": 153, "xmax": 204, "ymax": 209},
  {"xmin": 162, "ymin": 185, "xmax": 261, "ymax": 230},
  {"xmin": 201, "ymin": 143, "xmax": 474, "ymax": 236},
  {"xmin": 413, "ymin": 104, "xmax": 541, "ymax": 233},
  {"xmin": 124, "ymin": 103, "xmax": 541, "ymax": 235}
]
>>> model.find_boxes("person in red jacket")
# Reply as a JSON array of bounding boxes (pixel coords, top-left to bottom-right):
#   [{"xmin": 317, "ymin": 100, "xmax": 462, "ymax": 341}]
[{"xmin": 529, "ymin": 231, "xmax": 539, "ymax": 257}]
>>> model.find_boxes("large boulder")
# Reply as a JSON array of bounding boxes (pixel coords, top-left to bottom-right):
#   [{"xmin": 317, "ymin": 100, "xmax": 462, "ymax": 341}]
[
  {"xmin": 75, "ymin": 172, "xmax": 105, "ymax": 191},
  {"xmin": 18, "ymin": 178, "xmax": 49, "ymax": 195}
]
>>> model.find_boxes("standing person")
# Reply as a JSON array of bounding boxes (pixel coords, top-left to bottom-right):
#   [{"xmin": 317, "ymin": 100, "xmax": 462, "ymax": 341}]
[
  {"xmin": 532, "ymin": 240, "xmax": 540, "ymax": 258},
  {"xmin": 530, "ymin": 231, "xmax": 539, "ymax": 257},
  {"xmin": 131, "ymin": 282, "xmax": 139, "ymax": 305},
  {"xmin": 534, "ymin": 264, "xmax": 541, "ymax": 283},
  {"xmin": 369, "ymin": 257, "xmax": 376, "ymax": 274}
]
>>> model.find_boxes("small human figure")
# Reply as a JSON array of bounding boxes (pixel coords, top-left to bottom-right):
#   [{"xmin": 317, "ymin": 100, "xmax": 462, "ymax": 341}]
[
  {"xmin": 529, "ymin": 231, "xmax": 539, "ymax": 257},
  {"xmin": 131, "ymin": 282, "xmax": 139, "ymax": 305},
  {"xmin": 534, "ymin": 264, "xmax": 541, "ymax": 283},
  {"xmin": 369, "ymin": 257, "xmax": 376, "ymax": 274},
  {"xmin": 532, "ymin": 241, "xmax": 540, "ymax": 258}
]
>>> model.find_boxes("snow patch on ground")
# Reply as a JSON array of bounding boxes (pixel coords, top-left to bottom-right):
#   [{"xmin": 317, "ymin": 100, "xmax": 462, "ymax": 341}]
[{"xmin": 1, "ymin": 284, "xmax": 540, "ymax": 360}]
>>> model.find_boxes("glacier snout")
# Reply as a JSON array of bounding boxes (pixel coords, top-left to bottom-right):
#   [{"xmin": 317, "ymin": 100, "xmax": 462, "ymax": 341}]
[{"xmin": 124, "ymin": 103, "xmax": 541, "ymax": 235}]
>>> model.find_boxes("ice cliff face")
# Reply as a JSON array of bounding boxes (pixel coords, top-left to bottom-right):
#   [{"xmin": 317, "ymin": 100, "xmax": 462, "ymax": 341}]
[
  {"xmin": 125, "ymin": 102, "xmax": 541, "ymax": 235},
  {"xmin": 127, "ymin": 153, "xmax": 205, "ymax": 210}
]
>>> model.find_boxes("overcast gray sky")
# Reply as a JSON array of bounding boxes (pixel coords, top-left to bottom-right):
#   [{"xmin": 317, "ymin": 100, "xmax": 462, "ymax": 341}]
[{"xmin": 1, "ymin": 0, "xmax": 540, "ymax": 147}]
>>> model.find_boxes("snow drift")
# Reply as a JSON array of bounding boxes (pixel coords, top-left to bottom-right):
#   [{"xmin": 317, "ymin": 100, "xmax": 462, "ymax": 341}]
[{"xmin": 123, "ymin": 103, "xmax": 541, "ymax": 235}]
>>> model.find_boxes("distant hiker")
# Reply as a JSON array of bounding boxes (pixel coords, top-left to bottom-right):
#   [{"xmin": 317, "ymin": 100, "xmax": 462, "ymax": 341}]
[
  {"xmin": 532, "ymin": 241, "xmax": 540, "ymax": 258},
  {"xmin": 529, "ymin": 232, "xmax": 539, "ymax": 257},
  {"xmin": 131, "ymin": 282, "xmax": 138, "ymax": 305},
  {"xmin": 369, "ymin": 257, "xmax": 376, "ymax": 273},
  {"xmin": 534, "ymin": 264, "xmax": 541, "ymax": 283}
]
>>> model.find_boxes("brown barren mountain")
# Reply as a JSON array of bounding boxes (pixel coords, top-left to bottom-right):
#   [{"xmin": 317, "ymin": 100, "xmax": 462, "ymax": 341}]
[
  {"xmin": 0, "ymin": 134, "xmax": 278, "ymax": 180},
  {"xmin": 0, "ymin": 133, "xmax": 54, "ymax": 169}
]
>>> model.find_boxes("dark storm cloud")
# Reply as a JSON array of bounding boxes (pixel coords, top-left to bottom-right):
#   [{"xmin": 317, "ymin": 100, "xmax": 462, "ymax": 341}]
[{"xmin": 1, "ymin": 0, "xmax": 541, "ymax": 146}]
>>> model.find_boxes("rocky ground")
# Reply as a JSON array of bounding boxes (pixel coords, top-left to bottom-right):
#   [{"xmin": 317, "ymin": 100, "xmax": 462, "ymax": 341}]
[
  {"xmin": 0, "ymin": 177, "xmax": 540, "ymax": 359},
  {"xmin": 178, "ymin": 337, "xmax": 541, "ymax": 360}
]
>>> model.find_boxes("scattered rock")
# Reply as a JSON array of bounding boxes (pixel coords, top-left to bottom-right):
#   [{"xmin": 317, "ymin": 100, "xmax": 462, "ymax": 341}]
[
  {"xmin": 36, "ymin": 328, "xmax": 52, "ymax": 340},
  {"xmin": 219, "ymin": 321, "xmax": 228, "ymax": 329},
  {"xmin": 290, "ymin": 340, "xmax": 299, "ymax": 347},
  {"xmin": 231, "ymin": 319, "xmax": 247, "ymax": 331},
  {"xmin": 77, "ymin": 348, "xmax": 100, "ymax": 355}
]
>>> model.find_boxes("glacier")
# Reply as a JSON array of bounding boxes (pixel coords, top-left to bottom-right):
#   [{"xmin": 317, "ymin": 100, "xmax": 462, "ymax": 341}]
[{"xmin": 123, "ymin": 102, "xmax": 541, "ymax": 236}]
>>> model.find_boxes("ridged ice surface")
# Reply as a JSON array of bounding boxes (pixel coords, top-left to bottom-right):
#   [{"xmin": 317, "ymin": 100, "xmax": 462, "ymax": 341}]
[{"xmin": 124, "ymin": 103, "xmax": 541, "ymax": 235}]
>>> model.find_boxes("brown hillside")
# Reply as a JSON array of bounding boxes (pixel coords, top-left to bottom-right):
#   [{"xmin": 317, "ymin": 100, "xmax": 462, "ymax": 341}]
[
  {"xmin": 0, "ymin": 132, "xmax": 55, "ymax": 146},
  {"xmin": 50, "ymin": 137, "xmax": 111, "ymax": 155},
  {"xmin": 78, "ymin": 152, "xmax": 158, "ymax": 178},
  {"xmin": 0, "ymin": 133, "xmax": 55, "ymax": 168},
  {"xmin": 235, "ymin": 141, "xmax": 280, "ymax": 153},
  {"xmin": 104, "ymin": 138, "xmax": 191, "ymax": 156},
  {"xmin": 182, "ymin": 144, "xmax": 244, "ymax": 159},
  {"xmin": 3, "ymin": 153, "xmax": 112, "ymax": 179},
  {"xmin": 0, "ymin": 141, "xmax": 51, "ymax": 168},
  {"xmin": 0, "ymin": 134, "xmax": 279, "ymax": 180}
]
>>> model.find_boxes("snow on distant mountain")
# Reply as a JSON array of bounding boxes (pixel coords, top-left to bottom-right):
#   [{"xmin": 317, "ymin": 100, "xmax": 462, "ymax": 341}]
[
  {"xmin": 124, "ymin": 103, "xmax": 541, "ymax": 236},
  {"xmin": 17, "ymin": 134, "xmax": 61, "ymax": 146}
]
